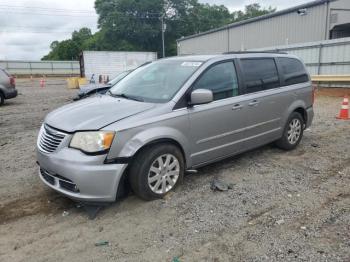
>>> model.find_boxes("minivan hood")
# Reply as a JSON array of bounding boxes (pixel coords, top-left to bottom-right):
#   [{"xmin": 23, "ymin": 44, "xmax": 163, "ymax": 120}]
[{"xmin": 45, "ymin": 95, "xmax": 156, "ymax": 132}]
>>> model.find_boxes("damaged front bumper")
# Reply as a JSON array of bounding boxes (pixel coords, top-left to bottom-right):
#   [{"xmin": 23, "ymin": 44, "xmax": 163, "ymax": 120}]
[{"xmin": 37, "ymin": 147, "xmax": 128, "ymax": 202}]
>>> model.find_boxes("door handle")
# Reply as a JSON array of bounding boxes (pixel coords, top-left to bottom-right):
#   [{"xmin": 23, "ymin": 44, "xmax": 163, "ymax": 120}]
[
  {"xmin": 248, "ymin": 100, "xmax": 259, "ymax": 106},
  {"xmin": 232, "ymin": 104, "xmax": 243, "ymax": 110}
]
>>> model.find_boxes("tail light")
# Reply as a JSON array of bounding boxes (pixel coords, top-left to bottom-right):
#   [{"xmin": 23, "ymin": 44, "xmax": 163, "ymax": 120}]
[{"xmin": 10, "ymin": 76, "xmax": 15, "ymax": 86}]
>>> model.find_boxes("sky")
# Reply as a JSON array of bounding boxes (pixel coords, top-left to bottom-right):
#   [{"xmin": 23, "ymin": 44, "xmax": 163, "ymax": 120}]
[{"xmin": 0, "ymin": 0, "xmax": 310, "ymax": 60}]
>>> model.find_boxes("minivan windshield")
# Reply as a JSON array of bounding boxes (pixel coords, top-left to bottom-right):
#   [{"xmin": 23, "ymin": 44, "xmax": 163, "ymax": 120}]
[
  {"xmin": 108, "ymin": 70, "xmax": 130, "ymax": 86},
  {"xmin": 108, "ymin": 60, "xmax": 202, "ymax": 103}
]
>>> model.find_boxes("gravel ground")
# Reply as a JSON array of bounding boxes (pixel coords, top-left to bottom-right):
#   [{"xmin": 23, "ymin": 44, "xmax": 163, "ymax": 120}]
[{"xmin": 0, "ymin": 79, "xmax": 349, "ymax": 262}]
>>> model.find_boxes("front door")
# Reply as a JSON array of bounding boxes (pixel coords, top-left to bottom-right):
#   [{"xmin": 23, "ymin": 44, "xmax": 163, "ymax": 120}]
[{"xmin": 188, "ymin": 61, "xmax": 247, "ymax": 166}]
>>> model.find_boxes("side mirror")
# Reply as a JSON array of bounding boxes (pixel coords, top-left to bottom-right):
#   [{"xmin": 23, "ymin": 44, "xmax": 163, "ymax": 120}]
[{"xmin": 190, "ymin": 89, "xmax": 213, "ymax": 106}]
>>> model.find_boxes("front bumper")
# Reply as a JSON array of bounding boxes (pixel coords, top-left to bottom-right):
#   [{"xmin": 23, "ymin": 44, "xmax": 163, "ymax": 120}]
[
  {"xmin": 4, "ymin": 88, "xmax": 17, "ymax": 99},
  {"xmin": 37, "ymin": 147, "xmax": 128, "ymax": 202}
]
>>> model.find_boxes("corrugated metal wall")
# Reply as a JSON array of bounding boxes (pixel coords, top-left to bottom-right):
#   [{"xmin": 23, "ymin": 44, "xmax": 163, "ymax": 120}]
[
  {"xmin": 178, "ymin": 30, "xmax": 229, "ymax": 55},
  {"xmin": 0, "ymin": 60, "xmax": 79, "ymax": 76},
  {"xmin": 178, "ymin": 3, "xmax": 328, "ymax": 55},
  {"xmin": 177, "ymin": 1, "xmax": 350, "ymax": 55},
  {"xmin": 228, "ymin": 4, "xmax": 327, "ymax": 51},
  {"xmin": 252, "ymin": 37, "xmax": 350, "ymax": 76}
]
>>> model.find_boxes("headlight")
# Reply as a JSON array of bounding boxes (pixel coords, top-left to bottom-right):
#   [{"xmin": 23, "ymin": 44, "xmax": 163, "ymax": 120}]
[{"xmin": 70, "ymin": 131, "xmax": 115, "ymax": 154}]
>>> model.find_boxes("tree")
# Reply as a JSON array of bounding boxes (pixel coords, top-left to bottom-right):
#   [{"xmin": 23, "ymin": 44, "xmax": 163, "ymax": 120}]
[
  {"xmin": 42, "ymin": 28, "xmax": 92, "ymax": 60},
  {"xmin": 94, "ymin": 0, "xmax": 165, "ymax": 54},
  {"xmin": 232, "ymin": 4, "xmax": 276, "ymax": 22},
  {"xmin": 93, "ymin": 0, "xmax": 234, "ymax": 56},
  {"xmin": 42, "ymin": 2, "xmax": 276, "ymax": 60}
]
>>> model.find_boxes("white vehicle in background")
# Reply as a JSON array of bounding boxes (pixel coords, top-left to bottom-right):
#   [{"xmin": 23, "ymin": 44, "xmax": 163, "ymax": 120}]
[
  {"xmin": 73, "ymin": 70, "xmax": 131, "ymax": 101},
  {"xmin": 79, "ymin": 51, "xmax": 157, "ymax": 82}
]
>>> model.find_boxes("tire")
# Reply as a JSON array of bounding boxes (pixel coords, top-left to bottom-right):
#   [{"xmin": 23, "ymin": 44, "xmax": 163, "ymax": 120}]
[
  {"xmin": 128, "ymin": 143, "xmax": 185, "ymax": 201},
  {"xmin": 0, "ymin": 92, "xmax": 4, "ymax": 106},
  {"xmin": 275, "ymin": 112, "xmax": 304, "ymax": 150}
]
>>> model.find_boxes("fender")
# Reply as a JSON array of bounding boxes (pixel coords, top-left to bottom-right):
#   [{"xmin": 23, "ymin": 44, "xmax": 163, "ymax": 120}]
[
  {"xmin": 117, "ymin": 126, "xmax": 192, "ymax": 168},
  {"xmin": 283, "ymin": 99, "xmax": 307, "ymax": 127}
]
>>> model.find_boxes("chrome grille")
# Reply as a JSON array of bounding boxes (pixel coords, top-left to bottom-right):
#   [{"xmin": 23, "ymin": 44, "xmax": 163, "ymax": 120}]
[{"xmin": 38, "ymin": 125, "xmax": 66, "ymax": 153}]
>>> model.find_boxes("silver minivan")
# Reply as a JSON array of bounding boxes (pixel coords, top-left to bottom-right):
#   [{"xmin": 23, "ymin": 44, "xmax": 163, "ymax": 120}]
[{"xmin": 37, "ymin": 53, "xmax": 314, "ymax": 202}]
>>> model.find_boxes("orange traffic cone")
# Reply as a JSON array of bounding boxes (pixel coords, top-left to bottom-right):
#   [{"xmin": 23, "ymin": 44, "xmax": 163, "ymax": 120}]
[
  {"xmin": 40, "ymin": 78, "xmax": 45, "ymax": 88},
  {"xmin": 336, "ymin": 96, "xmax": 349, "ymax": 120}
]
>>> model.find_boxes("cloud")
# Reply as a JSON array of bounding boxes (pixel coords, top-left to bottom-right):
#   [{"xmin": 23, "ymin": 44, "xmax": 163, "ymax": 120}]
[{"xmin": 0, "ymin": 0, "xmax": 97, "ymax": 60}]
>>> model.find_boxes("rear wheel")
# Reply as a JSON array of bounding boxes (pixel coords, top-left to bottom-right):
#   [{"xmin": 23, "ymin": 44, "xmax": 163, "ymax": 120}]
[
  {"xmin": 128, "ymin": 143, "xmax": 184, "ymax": 200},
  {"xmin": 275, "ymin": 112, "xmax": 304, "ymax": 150},
  {"xmin": 0, "ymin": 92, "xmax": 4, "ymax": 106}
]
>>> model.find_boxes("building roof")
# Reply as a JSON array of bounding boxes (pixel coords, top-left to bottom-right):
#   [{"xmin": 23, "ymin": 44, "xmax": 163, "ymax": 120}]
[{"xmin": 177, "ymin": 0, "xmax": 336, "ymax": 42}]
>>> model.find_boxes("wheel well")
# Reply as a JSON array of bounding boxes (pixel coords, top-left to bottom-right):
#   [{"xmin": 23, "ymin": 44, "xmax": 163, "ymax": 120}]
[
  {"xmin": 115, "ymin": 138, "xmax": 187, "ymax": 200},
  {"xmin": 294, "ymin": 107, "xmax": 307, "ymax": 123},
  {"xmin": 135, "ymin": 138, "xmax": 186, "ymax": 165},
  {"xmin": 0, "ymin": 89, "xmax": 4, "ymax": 104}
]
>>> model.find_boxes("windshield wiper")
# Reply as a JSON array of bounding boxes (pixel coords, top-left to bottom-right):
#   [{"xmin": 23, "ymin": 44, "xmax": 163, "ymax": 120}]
[{"xmin": 108, "ymin": 92, "xmax": 144, "ymax": 102}]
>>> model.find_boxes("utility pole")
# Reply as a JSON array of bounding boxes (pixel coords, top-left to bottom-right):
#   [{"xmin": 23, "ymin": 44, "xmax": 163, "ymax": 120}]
[{"xmin": 161, "ymin": 14, "xmax": 166, "ymax": 58}]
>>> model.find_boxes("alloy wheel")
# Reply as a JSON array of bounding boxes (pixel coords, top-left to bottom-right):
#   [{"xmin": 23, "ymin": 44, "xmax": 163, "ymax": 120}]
[
  {"xmin": 287, "ymin": 118, "xmax": 302, "ymax": 144},
  {"xmin": 148, "ymin": 154, "xmax": 180, "ymax": 194}
]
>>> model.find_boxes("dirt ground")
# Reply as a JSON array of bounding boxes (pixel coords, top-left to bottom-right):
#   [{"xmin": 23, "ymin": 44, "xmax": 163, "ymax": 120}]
[{"xmin": 0, "ymin": 79, "xmax": 349, "ymax": 262}]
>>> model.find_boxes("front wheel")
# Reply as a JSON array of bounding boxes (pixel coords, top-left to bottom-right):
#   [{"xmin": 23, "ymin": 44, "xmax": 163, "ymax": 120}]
[
  {"xmin": 128, "ymin": 143, "xmax": 184, "ymax": 200},
  {"xmin": 275, "ymin": 112, "xmax": 304, "ymax": 150}
]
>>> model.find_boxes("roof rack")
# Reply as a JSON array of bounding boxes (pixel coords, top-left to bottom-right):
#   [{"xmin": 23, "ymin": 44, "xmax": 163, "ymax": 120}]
[{"xmin": 223, "ymin": 51, "xmax": 287, "ymax": 55}]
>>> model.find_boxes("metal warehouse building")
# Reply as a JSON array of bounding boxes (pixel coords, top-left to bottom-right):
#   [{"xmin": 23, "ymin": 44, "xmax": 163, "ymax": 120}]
[{"xmin": 177, "ymin": 0, "xmax": 350, "ymax": 55}]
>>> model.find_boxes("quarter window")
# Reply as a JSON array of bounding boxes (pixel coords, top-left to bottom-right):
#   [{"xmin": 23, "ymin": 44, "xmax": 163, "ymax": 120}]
[
  {"xmin": 192, "ymin": 62, "xmax": 239, "ymax": 101},
  {"xmin": 278, "ymin": 58, "xmax": 309, "ymax": 85},
  {"xmin": 241, "ymin": 58, "xmax": 280, "ymax": 93}
]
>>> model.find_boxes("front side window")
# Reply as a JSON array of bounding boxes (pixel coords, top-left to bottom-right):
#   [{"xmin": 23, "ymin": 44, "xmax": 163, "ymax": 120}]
[
  {"xmin": 241, "ymin": 58, "xmax": 280, "ymax": 93},
  {"xmin": 109, "ymin": 60, "xmax": 202, "ymax": 103},
  {"xmin": 278, "ymin": 57, "xmax": 309, "ymax": 85},
  {"xmin": 192, "ymin": 62, "xmax": 239, "ymax": 101}
]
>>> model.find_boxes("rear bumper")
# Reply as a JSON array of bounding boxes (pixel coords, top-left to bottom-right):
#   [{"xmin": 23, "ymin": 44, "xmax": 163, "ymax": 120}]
[
  {"xmin": 37, "ymin": 147, "xmax": 128, "ymax": 202},
  {"xmin": 306, "ymin": 106, "xmax": 314, "ymax": 128},
  {"xmin": 4, "ymin": 88, "xmax": 17, "ymax": 99}
]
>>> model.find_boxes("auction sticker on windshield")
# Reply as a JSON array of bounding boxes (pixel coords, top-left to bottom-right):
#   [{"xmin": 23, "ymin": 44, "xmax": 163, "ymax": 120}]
[{"xmin": 181, "ymin": 62, "xmax": 202, "ymax": 67}]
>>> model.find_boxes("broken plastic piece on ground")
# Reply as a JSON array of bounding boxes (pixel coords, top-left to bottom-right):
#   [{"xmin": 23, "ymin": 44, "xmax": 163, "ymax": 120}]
[
  {"xmin": 62, "ymin": 211, "xmax": 69, "ymax": 217},
  {"xmin": 83, "ymin": 204, "xmax": 105, "ymax": 220},
  {"xmin": 210, "ymin": 179, "xmax": 234, "ymax": 191},
  {"xmin": 95, "ymin": 241, "xmax": 109, "ymax": 246},
  {"xmin": 276, "ymin": 219, "xmax": 285, "ymax": 225}
]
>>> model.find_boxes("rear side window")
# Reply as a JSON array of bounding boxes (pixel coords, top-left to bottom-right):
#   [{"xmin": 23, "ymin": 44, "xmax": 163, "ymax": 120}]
[
  {"xmin": 278, "ymin": 58, "xmax": 309, "ymax": 85},
  {"xmin": 192, "ymin": 61, "xmax": 239, "ymax": 101},
  {"xmin": 240, "ymin": 58, "xmax": 280, "ymax": 93}
]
